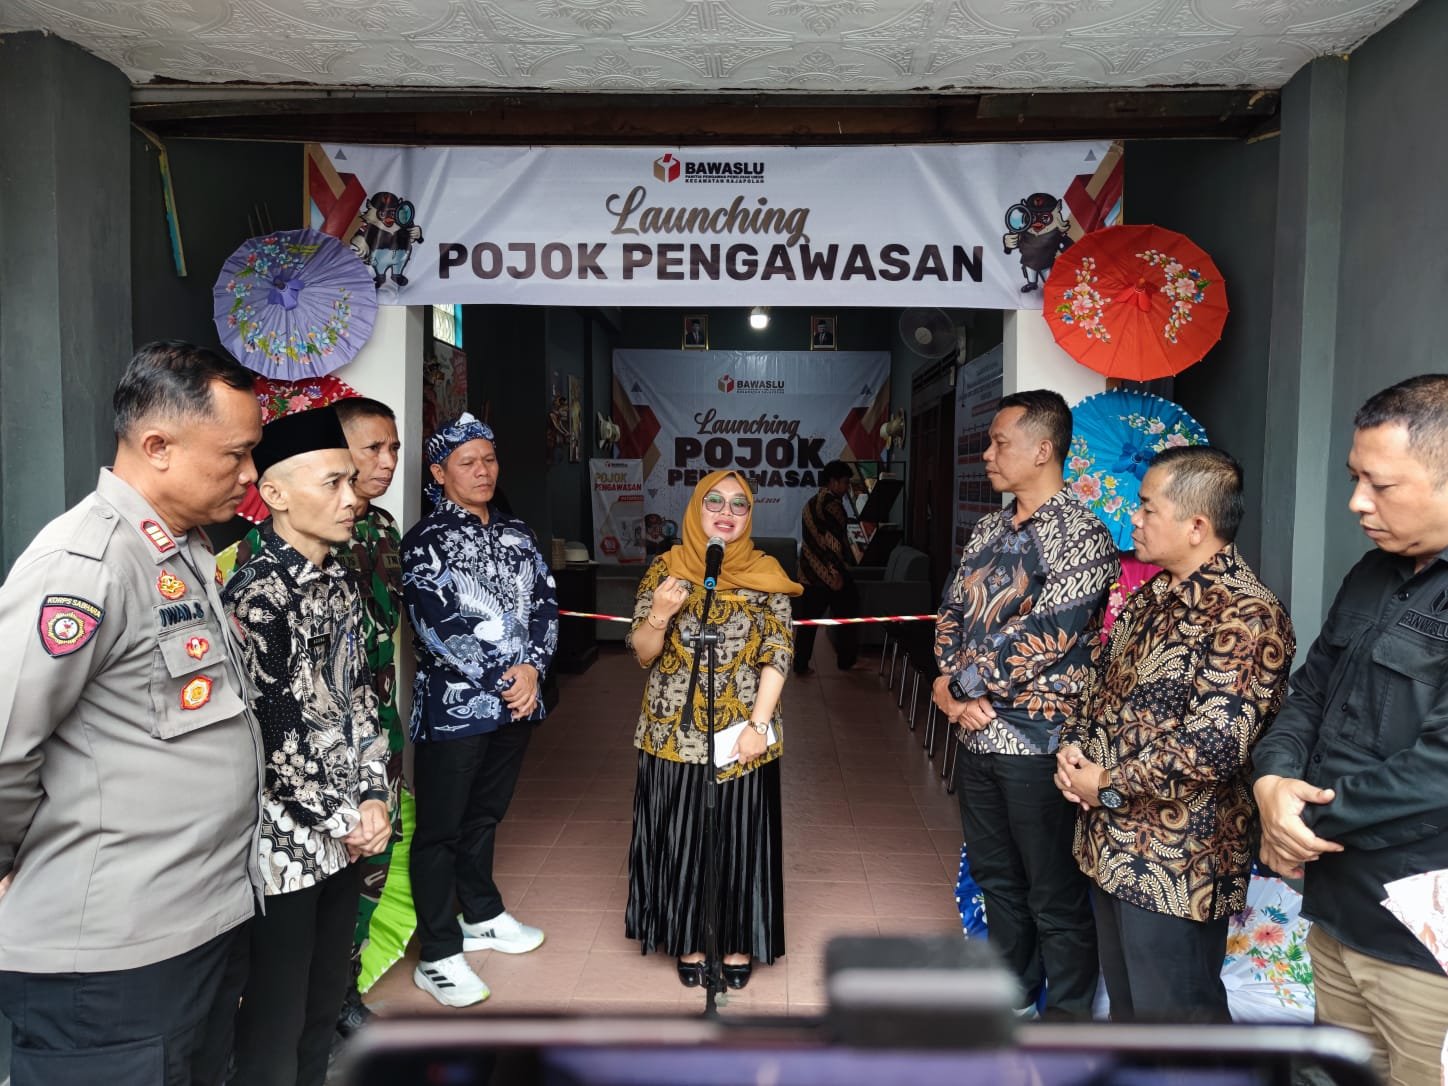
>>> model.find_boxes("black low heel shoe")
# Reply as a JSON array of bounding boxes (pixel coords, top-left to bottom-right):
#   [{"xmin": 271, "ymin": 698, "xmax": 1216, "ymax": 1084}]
[
  {"xmin": 722, "ymin": 962, "xmax": 752, "ymax": 990},
  {"xmin": 677, "ymin": 958, "xmax": 704, "ymax": 988}
]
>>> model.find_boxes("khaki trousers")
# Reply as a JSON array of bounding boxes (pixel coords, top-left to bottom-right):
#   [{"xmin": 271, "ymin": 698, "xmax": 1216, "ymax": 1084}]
[{"xmin": 1308, "ymin": 925, "xmax": 1448, "ymax": 1086}]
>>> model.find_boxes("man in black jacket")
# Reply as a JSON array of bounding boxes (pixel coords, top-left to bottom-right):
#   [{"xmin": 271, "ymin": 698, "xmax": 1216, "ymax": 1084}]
[{"xmin": 1253, "ymin": 374, "xmax": 1448, "ymax": 1086}]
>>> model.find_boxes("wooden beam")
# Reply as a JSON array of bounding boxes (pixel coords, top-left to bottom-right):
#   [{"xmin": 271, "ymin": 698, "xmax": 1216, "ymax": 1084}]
[{"xmin": 131, "ymin": 88, "xmax": 1278, "ymax": 143}]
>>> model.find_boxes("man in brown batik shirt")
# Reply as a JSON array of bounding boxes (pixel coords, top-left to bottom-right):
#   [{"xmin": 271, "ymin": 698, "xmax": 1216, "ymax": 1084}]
[{"xmin": 1057, "ymin": 446, "xmax": 1294, "ymax": 1023}]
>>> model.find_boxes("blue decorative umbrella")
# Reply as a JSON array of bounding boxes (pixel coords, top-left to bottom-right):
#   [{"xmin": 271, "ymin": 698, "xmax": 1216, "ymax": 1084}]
[
  {"xmin": 1065, "ymin": 389, "xmax": 1209, "ymax": 550},
  {"xmin": 213, "ymin": 227, "xmax": 377, "ymax": 379}
]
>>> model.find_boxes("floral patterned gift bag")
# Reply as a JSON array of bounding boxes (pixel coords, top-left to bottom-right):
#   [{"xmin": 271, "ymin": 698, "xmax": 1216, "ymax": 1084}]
[{"xmin": 1222, "ymin": 872, "xmax": 1315, "ymax": 1023}]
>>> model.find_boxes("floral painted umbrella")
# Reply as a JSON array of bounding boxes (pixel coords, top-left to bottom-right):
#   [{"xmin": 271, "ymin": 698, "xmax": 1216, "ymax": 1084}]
[
  {"xmin": 1066, "ymin": 389, "xmax": 1209, "ymax": 551},
  {"xmin": 1044, "ymin": 224, "xmax": 1228, "ymax": 380},
  {"xmin": 213, "ymin": 227, "xmax": 376, "ymax": 379},
  {"xmin": 232, "ymin": 375, "xmax": 360, "ymax": 525}
]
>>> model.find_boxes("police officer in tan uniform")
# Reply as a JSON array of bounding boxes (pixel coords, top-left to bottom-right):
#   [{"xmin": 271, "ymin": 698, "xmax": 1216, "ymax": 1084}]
[{"xmin": 0, "ymin": 342, "xmax": 265, "ymax": 1086}]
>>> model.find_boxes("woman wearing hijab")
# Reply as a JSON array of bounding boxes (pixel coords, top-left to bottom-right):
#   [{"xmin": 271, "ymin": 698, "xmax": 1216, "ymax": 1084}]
[{"xmin": 625, "ymin": 470, "xmax": 802, "ymax": 990}]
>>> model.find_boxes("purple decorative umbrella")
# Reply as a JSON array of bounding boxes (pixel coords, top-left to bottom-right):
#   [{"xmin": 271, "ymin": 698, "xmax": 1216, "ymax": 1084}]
[{"xmin": 213, "ymin": 227, "xmax": 377, "ymax": 379}]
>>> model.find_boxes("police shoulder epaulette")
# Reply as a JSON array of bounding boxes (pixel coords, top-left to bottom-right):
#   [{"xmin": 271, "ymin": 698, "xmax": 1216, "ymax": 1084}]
[{"xmin": 63, "ymin": 503, "xmax": 122, "ymax": 561}]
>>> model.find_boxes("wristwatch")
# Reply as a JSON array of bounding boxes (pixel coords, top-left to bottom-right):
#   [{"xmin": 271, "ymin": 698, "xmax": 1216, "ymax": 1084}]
[
  {"xmin": 1097, "ymin": 768, "xmax": 1126, "ymax": 811},
  {"xmin": 948, "ymin": 678, "xmax": 968, "ymax": 701},
  {"xmin": 749, "ymin": 719, "xmax": 770, "ymax": 736}
]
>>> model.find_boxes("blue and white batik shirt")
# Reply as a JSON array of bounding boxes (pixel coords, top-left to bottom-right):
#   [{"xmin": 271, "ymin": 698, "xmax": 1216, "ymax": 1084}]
[{"xmin": 401, "ymin": 498, "xmax": 558, "ymax": 742}]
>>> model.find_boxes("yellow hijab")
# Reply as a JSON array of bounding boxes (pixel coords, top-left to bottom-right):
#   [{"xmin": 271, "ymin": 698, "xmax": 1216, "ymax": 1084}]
[{"xmin": 662, "ymin": 470, "xmax": 802, "ymax": 596}]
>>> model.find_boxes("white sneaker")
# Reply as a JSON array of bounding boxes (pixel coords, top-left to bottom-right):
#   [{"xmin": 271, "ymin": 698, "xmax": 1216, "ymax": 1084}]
[
  {"xmin": 414, "ymin": 953, "xmax": 490, "ymax": 1007},
  {"xmin": 459, "ymin": 909, "xmax": 545, "ymax": 954}
]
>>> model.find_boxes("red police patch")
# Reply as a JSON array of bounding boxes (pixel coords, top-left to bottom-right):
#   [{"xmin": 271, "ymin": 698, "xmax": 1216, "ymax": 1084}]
[{"xmin": 37, "ymin": 595, "xmax": 105, "ymax": 658}]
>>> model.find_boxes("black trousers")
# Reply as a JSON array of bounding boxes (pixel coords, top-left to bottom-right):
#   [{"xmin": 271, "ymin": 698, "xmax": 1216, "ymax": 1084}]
[
  {"xmin": 954, "ymin": 750, "xmax": 1098, "ymax": 1019},
  {"xmin": 1092, "ymin": 884, "xmax": 1231, "ymax": 1022},
  {"xmin": 412, "ymin": 722, "xmax": 534, "ymax": 962},
  {"xmin": 792, "ymin": 580, "xmax": 859, "ymax": 672},
  {"xmin": 233, "ymin": 862, "xmax": 363, "ymax": 1086},
  {"xmin": 0, "ymin": 924, "xmax": 247, "ymax": 1086}
]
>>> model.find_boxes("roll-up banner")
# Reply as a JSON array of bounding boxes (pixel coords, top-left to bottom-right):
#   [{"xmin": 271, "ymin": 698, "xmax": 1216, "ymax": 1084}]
[
  {"xmin": 589, "ymin": 459, "xmax": 646, "ymax": 566},
  {"xmin": 612, "ymin": 350, "xmax": 890, "ymax": 541},
  {"xmin": 307, "ymin": 142, "xmax": 1121, "ymax": 308}
]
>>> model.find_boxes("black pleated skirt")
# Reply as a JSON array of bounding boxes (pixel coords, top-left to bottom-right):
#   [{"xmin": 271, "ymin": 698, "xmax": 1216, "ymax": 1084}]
[{"xmin": 625, "ymin": 751, "xmax": 786, "ymax": 963}]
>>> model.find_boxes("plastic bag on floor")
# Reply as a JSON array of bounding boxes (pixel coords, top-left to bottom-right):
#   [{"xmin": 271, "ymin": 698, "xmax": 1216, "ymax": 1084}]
[{"xmin": 1222, "ymin": 874, "xmax": 1315, "ymax": 1023}]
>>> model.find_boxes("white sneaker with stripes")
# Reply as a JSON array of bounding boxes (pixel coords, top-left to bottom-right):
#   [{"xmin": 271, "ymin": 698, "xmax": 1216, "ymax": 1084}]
[
  {"xmin": 414, "ymin": 953, "xmax": 490, "ymax": 1007},
  {"xmin": 460, "ymin": 910, "xmax": 545, "ymax": 954}
]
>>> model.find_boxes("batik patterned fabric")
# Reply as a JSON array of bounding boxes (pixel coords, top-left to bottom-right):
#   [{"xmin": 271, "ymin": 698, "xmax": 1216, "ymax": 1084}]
[
  {"xmin": 626, "ymin": 558, "xmax": 794, "ymax": 783},
  {"xmin": 222, "ymin": 510, "xmax": 406, "ymax": 943},
  {"xmin": 401, "ymin": 499, "xmax": 558, "ymax": 742},
  {"xmin": 934, "ymin": 486, "xmax": 1118, "ymax": 755},
  {"xmin": 1064, "ymin": 546, "xmax": 1295, "ymax": 921},
  {"xmin": 223, "ymin": 526, "xmax": 390, "ymax": 896},
  {"xmin": 799, "ymin": 487, "xmax": 852, "ymax": 592},
  {"xmin": 230, "ymin": 510, "xmax": 404, "ymax": 772}
]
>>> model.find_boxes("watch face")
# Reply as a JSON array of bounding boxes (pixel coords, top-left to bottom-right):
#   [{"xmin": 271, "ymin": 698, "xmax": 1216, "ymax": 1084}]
[{"xmin": 1099, "ymin": 788, "xmax": 1126, "ymax": 811}]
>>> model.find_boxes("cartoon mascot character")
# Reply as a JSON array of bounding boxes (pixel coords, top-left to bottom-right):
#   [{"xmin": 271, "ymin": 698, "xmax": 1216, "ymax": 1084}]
[
  {"xmin": 350, "ymin": 191, "xmax": 423, "ymax": 288},
  {"xmin": 1002, "ymin": 192, "xmax": 1072, "ymax": 294}
]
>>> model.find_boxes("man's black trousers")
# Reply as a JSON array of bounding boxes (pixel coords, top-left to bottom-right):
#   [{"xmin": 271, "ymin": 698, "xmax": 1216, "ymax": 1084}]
[
  {"xmin": 1091, "ymin": 883, "xmax": 1231, "ymax": 1022},
  {"xmin": 954, "ymin": 749, "xmax": 1098, "ymax": 1018},
  {"xmin": 412, "ymin": 721, "xmax": 534, "ymax": 962},
  {"xmin": 0, "ymin": 924, "xmax": 246, "ymax": 1086}
]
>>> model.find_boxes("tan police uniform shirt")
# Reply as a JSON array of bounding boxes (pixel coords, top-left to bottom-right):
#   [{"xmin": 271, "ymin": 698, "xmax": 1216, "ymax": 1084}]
[{"xmin": 0, "ymin": 469, "xmax": 263, "ymax": 973}]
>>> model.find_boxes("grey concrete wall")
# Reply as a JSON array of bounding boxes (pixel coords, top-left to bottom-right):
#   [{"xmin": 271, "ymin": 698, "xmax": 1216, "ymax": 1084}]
[
  {"xmin": 1320, "ymin": 0, "xmax": 1448, "ymax": 602},
  {"xmin": 1124, "ymin": 138, "xmax": 1281, "ymax": 576},
  {"xmin": 1260, "ymin": 57, "xmax": 1348, "ymax": 646},
  {"xmin": 0, "ymin": 34, "xmax": 132, "ymax": 575},
  {"xmin": 130, "ymin": 135, "xmax": 302, "ymax": 350}
]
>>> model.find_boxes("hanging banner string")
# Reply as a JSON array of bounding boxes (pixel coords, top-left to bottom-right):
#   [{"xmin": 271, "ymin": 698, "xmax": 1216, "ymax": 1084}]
[{"xmin": 560, "ymin": 609, "xmax": 936, "ymax": 627}]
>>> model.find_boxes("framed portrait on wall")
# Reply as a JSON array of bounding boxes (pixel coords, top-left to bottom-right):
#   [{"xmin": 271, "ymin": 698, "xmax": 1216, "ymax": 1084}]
[
  {"xmin": 810, "ymin": 315, "xmax": 837, "ymax": 350},
  {"xmin": 682, "ymin": 315, "xmax": 708, "ymax": 349}
]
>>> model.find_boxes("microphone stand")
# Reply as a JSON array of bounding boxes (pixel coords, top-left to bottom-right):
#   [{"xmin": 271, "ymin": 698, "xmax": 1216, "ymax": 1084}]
[{"xmin": 680, "ymin": 581, "xmax": 724, "ymax": 1016}]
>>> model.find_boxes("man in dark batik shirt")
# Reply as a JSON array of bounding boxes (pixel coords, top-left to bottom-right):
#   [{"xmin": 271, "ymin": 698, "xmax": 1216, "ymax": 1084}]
[
  {"xmin": 220, "ymin": 397, "xmax": 408, "ymax": 1033},
  {"xmin": 933, "ymin": 389, "xmax": 1118, "ymax": 1019},
  {"xmin": 224, "ymin": 406, "xmax": 390, "ymax": 1086},
  {"xmin": 794, "ymin": 460, "xmax": 861, "ymax": 673},
  {"xmin": 1056, "ymin": 447, "xmax": 1294, "ymax": 1023}
]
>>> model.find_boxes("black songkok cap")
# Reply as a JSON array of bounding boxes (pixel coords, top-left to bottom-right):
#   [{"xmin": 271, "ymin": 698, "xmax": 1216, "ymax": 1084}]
[{"xmin": 253, "ymin": 405, "xmax": 349, "ymax": 479}]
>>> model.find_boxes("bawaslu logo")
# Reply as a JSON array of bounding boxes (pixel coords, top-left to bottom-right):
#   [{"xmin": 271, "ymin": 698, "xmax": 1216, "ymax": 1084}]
[
  {"xmin": 718, "ymin": 373, "xmax": 784, "ymax": 394},
  {"xmin": 653, "ymin": 152, "xmax": 765, "ymax": 184}
]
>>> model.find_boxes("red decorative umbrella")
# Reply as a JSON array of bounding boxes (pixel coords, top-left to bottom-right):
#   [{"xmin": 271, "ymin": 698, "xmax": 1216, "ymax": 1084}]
[
  {"xmin": 1044, "ymin": 224, "xmax": 1228, "ymax": 380},
  {"xmin": 235, "ymin": 375, "xmax": 360, "ymax": 524}
]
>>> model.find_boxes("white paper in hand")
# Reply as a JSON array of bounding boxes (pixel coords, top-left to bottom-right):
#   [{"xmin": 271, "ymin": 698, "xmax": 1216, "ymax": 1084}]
[{"xmin": 713, "ymin": 719, "xmax": 778, "ymax": 768}]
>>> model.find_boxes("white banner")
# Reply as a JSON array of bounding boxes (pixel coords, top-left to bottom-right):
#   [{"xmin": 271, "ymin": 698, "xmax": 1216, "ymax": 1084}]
[
  {"xmin": 311, "ymin": 142, "xmax": 1115, "ymax": 309},
  {"xmin": 589, "ymin": 459, "xmax": 646, "ymax": 566},
  {"xmin": 954, "ymin": 345, "xmax": 1004, "ymax": 562},
  {"xmin": 612, "ymin": 350, "xmax": 890, "ymax": 541}
]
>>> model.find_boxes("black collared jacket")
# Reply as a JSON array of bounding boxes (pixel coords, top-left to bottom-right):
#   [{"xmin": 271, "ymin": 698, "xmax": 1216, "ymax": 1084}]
[{"xmin": 1252, "ymin": 547, "xmax": 1448, "ymax": 973}]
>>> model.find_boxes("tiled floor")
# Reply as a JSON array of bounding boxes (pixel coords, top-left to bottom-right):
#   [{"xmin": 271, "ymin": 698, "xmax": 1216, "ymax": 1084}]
[{"xmin": 366, "ymin": 638, "xmax": 963, "ymax": 1018}]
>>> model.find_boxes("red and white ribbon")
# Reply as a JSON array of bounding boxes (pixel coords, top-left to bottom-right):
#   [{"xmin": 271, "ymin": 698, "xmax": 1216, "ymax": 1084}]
[{"xmin": 560, "ymin": 609, "xmax": 936, "ymax": 627}]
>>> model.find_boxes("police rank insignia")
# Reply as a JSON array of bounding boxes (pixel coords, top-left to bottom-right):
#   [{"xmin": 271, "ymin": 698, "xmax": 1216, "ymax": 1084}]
[
  {"xmin": 180, "ymin": 675, "xmax": 213, "ymax": 710},
  {"xmin": 185, "ymin": 636, "xmax": 210, "ymax": 661},
  {"xmin": 157, "ymin": 572, "xmax": 188, "ymax": 600},
  {"xmin": 37, "ymin": 594, "xmax": 105, "ymax": 657},
  {"xmin": 140, "ymin": 519, "xmax": 176, "ymax": 554}
]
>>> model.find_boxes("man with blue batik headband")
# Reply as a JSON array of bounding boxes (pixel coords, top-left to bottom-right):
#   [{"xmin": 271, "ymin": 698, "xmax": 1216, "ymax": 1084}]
[{"xmin": 401, "ymin": 412, "xmax": 559, "ymax": 1008}]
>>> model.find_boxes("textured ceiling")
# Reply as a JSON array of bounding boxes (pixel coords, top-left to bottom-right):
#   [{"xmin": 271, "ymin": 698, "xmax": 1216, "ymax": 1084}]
[{"xmin": 1, "ymin": 0, "xmax": 1418, "ymax": 92}]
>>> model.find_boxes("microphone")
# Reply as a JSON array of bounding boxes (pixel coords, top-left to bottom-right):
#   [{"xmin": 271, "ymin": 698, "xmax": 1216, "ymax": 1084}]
[{"xmin": 703, "ymin": 536, "xmax": 725, "ymax": 590}]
